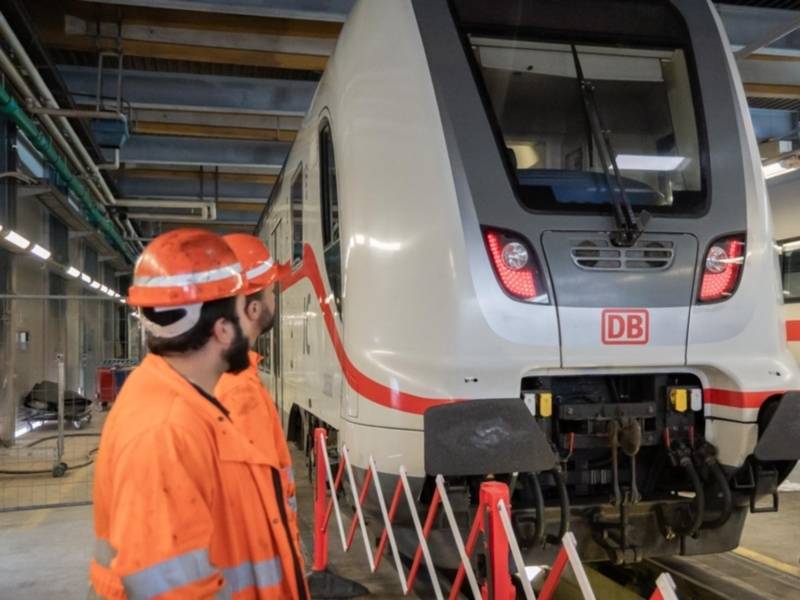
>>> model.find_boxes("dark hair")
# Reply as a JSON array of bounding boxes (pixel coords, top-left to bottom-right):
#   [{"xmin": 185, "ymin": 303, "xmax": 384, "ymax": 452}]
[{"xmin": 144, "ymin": 296, "xmax": 238, "ymax": 356}]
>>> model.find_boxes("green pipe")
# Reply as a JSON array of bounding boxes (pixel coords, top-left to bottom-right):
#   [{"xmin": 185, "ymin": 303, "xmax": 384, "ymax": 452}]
[{"xmin": 0, "ymin": 83, "xmax": 136, "ymax": 263}]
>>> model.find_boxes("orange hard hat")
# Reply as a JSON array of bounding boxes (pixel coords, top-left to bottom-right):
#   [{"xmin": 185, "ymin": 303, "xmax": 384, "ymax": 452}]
[
  {"xmin": 128, "ymin": 229, "xmax": 244, "ymax": 308},
  {"xmin": 223, "ymin": 233, "xmax": 279, "ymax": 295}
]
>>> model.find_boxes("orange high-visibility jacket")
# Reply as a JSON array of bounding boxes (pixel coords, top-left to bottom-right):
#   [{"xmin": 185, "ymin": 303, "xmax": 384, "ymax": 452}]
[
  {"xmin": 214, "ymin": 352, "xmax": 302, "ymax": 568},
  {"xmin": 89, "ymin": 354, "xmax": 309, "ymax": 600}
]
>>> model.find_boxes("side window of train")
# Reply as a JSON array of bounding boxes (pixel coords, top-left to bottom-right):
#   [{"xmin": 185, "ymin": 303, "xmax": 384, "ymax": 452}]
[
  {"xmin": 782, "ymin": 240, "xmax": 800, "ymax": 303},
  {"xmin": 291, "ymin": 165, "xmax": 304, "ymax": 266},
  {"xmin": 319, "ymin": 121, "xmax": 343, "ymax": 317}
]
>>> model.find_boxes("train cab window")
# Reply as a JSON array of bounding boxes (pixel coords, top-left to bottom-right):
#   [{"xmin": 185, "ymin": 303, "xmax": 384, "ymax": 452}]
[
  {"xmin": 453, "ymin": 0, "xmax": 706, "ymax": 216},
  {"xmin": 319, "ymin": 122, "xmax": 343, "ymax": 316},
  {"xmin": 782, "ymin": 240, "xmax": 800, "ymax": 303},
  {"xmin": 291, "ymin": 166, "xmax": 304, "ymax": 266}
]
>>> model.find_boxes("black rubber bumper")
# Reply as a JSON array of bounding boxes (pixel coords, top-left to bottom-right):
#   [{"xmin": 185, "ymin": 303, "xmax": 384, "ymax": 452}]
[
  {"xmin": 754, "ymin": 392, "xmax": 800, "ymax": 462},
  {"xmin": 423, "ymin": 397, "xmax": 557, "ymax": 476}
]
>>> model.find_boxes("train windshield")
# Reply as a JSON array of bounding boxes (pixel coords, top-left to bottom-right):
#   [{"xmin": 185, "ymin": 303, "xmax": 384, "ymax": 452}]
[{"xmin": 467, "ymin": 37, "xmax": 705, "ymax": 215}]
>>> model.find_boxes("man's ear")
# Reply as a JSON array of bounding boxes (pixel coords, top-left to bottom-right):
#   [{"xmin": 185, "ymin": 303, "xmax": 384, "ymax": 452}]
[
  {"xmin": 246, "ymin": 298, "xmax": 262, "ymax": 321},
  {"xmin": 212, "ymin": 316, "xmax": 235, "ymax": 345}
]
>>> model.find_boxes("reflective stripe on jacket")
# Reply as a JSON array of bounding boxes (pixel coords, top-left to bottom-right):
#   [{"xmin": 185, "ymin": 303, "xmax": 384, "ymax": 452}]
[
  {"xmin": 90, "ymin": 354, "xmax": 306, "ymax": 600},
  {"xmin": 215, "ymin": 352, "xmax": 306, "ymax": 598}
]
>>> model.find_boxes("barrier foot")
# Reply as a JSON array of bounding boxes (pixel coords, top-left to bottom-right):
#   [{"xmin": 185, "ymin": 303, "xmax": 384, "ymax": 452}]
[{"xmin": 308, "ymin": 568, "xmax": 370, "ymax": 599}]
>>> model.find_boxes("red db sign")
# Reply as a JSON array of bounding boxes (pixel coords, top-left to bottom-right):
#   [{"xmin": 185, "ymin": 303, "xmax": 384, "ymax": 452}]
[{"xmin": 602, "ymin": 309, "xmax": 650, "ymax": 345}]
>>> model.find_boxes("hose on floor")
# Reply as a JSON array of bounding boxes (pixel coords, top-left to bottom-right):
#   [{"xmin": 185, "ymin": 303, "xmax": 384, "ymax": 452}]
[{"xmin": 0, "ymin": 433, "xmax": 100, "ymax": 475}]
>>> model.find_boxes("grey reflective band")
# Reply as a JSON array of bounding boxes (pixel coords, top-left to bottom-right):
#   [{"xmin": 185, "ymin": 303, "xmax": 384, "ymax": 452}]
[
  {"xmin": 134, "ymin": 263, "xmax": 242, "ymax": 288},
  {"xmin": 123, "ymin": 548, "xmax": 217, "ymax": 600},
  {"xmin": 283, "ymin": 467, "xmax": 295, "ymax": 484},
  {"xmin": 223, "ymin": 557, "xmax": 283, "ymax": 592},
  {"xmin": 245, "ymin": 258, "xmax": 274, "ymax": 280},
  {"xmin": 94, "ymin": 538, "xmax": 118, "ymax": 568},
  {"xmin": 215, "ymin": 584, "xmax": 233, "ymax": 600}
]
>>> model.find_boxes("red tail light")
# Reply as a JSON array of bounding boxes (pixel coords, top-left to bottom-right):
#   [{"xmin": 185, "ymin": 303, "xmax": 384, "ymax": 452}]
[
  {"xmin": 699, "ymin": 235, "xmax": 745, "ymax": 302},
  {"xmin": 483, "ymin": 228, "xmax": 548, "ymax": 303}
]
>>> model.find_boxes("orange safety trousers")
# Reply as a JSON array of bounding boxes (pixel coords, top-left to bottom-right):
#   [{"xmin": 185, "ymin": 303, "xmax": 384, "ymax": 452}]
[{"xmin": 89, "ymin": 354, "xmax": 309, "ymax": 600}]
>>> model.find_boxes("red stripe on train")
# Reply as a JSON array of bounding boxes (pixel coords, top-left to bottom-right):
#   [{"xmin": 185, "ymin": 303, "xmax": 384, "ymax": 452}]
[
  {"xmin": 280, "ymin": 244, "xmax": 788, "ymax": 414},
  {"xmin": 787, "ymin": 320, "xmax": 800, "ymax": 342},
  {"xmin": 704, "ymin": 389, "xmax": 781, "ymax": 409},
  {"xmin": 280, "ymin": 244, "xmax": 457, "ymax": 415}
]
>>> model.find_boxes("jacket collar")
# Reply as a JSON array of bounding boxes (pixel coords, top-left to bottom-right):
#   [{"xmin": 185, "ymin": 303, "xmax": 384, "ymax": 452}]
[{"xmin": 141, "ymin": 353, "xmax": 227, "ymax": 421}]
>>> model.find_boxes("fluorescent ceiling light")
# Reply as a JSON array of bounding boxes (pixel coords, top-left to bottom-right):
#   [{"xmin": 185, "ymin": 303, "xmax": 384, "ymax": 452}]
[
  {"xmin": 763, "ymin": 161, "xmax": 799, "ymax": 180},
  {"xmin": 30, "ymin": 244, "xmax": 51, "ymax": 260},
  {"xmin": 80, "ymin": 273, "xmax": 91, "ymax": 283},
  {"xmin": 66, "ymin": 266, "xmax": 80, "ymax": 278},
  {"xmin": 90, "ymin": 281, "xmax": 101, "ymax": 289},
  {"xmin": 783, "ymin": 240, "xmax": 800, "ymax": 253},
  {"xmin": 113, "ymin": 292, "xmax": 121, "ymax": 298},
  {"xmin": 106, "ymin": 289, "xmax": 115, "ymax": 297},
  {"xmin": 118, "ymin": 298, "xmax": 126, "ymax": 304},
  {"xmin": 616, "ymin": 154, "xmax": 688, "ymax": 172},
  {"xmin": 4, "ymin": 230, "xmax": 30, "ymax": 249},
  {"xmin": 100, "ymin": 285, "xmax": 109, "ymax": 293}
]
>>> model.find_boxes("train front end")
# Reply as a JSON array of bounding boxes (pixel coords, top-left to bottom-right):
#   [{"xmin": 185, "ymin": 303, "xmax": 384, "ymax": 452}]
[{"xmin": 414, "ymin": 0, "xmax": 800, "ymax": 563}]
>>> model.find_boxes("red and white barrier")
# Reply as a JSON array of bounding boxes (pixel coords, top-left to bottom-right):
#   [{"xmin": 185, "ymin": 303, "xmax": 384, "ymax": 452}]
[
  {"xmin": 310, "ymin": 427, "xmax": 677, "ymax": 600},
  {"xmin": 649, "ymin": 573, "xmax": 679, "ymax": 600}
]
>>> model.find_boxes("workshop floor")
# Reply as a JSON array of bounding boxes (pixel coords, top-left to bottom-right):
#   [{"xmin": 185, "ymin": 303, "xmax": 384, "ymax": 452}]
[{"xmin": 1, "ymin": 454, "xmax": 798, "ymax": 599}]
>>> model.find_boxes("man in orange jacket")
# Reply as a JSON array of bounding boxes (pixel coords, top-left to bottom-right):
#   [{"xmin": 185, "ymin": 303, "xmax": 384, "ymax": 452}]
[
  {"xmin": 89, "ymin": 229, "xmax": 309, "ymax": 600},
  {"xmin": 215, "ymin": 234, "xmax": 305, "ymax": 593}
]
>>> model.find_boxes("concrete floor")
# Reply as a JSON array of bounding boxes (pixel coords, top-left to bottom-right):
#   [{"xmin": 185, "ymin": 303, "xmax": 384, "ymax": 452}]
[{"xmin": 1, "ymin": 449, "xmax": 799, "ymax": 599}]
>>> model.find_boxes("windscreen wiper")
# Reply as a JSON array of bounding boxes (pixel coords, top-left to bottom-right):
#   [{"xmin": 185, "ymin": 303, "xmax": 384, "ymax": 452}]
[{"xmin": 570, "ymin": 45, "xmax": 649, "ymax": 246}]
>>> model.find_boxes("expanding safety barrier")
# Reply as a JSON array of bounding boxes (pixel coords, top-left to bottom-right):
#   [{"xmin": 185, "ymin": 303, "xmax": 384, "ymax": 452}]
[{"xmin": 310, "ymin": 427, "xmax": 680, "ymax": 600}]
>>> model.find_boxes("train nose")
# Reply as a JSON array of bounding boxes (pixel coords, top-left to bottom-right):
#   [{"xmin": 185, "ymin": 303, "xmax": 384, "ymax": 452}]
[{"xmin": 541, "ymin": 231, "xmax": 698, "ymax": 367}]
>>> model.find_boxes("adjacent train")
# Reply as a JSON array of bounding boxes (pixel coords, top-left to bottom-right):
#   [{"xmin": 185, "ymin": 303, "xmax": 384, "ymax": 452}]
[
  {"xmin": 771, "ymin": 177, "xmax": 800, "ymax": 364},
  {"xmin": 255, "ymin": 0, "xmax": 800, "ymax": 567}
]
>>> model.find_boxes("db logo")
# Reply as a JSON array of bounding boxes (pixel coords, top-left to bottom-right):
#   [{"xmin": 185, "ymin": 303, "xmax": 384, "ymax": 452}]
[{"xmin": 602, "ymin": 309, "xmax": 650, "ymax": 345}]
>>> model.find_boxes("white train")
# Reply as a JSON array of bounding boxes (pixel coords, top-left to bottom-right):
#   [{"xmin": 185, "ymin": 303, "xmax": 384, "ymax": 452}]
[
  {"xmin": 770, "ymin": 176, "xmax": 800, "ymax": 364},
  {"xmin": 256, "ymin": 0, "xmax": 800, "ymax": 566}
]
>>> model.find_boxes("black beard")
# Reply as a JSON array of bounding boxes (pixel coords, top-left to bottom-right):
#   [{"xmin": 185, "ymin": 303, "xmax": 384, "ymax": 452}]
[{"xmin": 223, "ymin": 318, "xmax": 251, "ymax": 374}]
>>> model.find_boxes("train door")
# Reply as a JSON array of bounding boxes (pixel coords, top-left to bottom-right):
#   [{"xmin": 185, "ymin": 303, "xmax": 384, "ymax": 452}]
[
  {"xmin": 782, "ymin": 239, "xmax": 800, "ymax": 362},
  {"xmin": 270, "ymin": 219, "xmax": 286, "ymax": 423},
  {"xmin": 319, "ymin": 121, "xmax": 349, "ymax": 420}
]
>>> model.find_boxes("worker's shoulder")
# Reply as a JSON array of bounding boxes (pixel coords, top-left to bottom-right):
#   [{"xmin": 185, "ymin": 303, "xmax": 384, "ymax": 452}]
[{"xmin": 104, "ymin": 364, "xmax": 215, "ymax": 445}]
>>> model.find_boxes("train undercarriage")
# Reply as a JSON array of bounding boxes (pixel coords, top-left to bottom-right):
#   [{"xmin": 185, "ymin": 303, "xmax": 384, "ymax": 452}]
[{"xmin": 292, "ymin": 374, "xmax": 796, "ymax": 567}]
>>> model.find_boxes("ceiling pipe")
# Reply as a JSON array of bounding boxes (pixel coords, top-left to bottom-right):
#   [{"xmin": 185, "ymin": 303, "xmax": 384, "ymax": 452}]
[
  {"xmin": 0, "ymin": 83, "xmax": 136, "ymax": 261},
  {"xmin": 115, "ymin": 197, "xmax": 217, "ymax": 221},
  {"xmin": 0, "ymin": 10, "xmax": 142, "ymax": 255},
  {"xmin": 0, "ymin": 46, "xmax": 134, "ymax": 260}
]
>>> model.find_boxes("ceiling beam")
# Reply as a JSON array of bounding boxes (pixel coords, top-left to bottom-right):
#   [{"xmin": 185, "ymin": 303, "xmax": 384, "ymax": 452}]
[
  {"xmin": 718, "ymin": 4, "xmax": 800, "ymax": 59},
  {"xmin": 217, "ymin": 201, "xmax": 264, "ymax": 213},
  {"xmin": 744, "ymin": 83, "xmax": 800, "ymax": 100},
  {"xmin": 738, "ymin": 58, "xmax": 800, "ymax": 87},
  {"xmin": 119, "ymin": 168, "xmax": 277, "ymax": 184},
  {"xmin": 75, "ymin": 0, "xmax": 355, "ymax": 23},
  {"xmin": 116, "ymin": 176, "xmax": 271, "ymax": 201},
  {"xmin": 132, "ymin": 121, "xmax": 296, "ymax": 141},
  {"xmin": 58, "ymin": 65, "xmax": 314, "ymax": 116},
  {"xmin": 64, "ymin": 16, "xmax": 336, "ymax": 57},
  {"xmin": 130, "ymin": 109, "xmax": 302, "ymax": 131},
  {"xmin": 106, "ymin": 134, "xmax": 290, "ymax": 169},
  {"xmin": 62, "ymin": 1, "xmax": 343, "ymax": 36},
  {"xmin": 43, "ymin": 34, "xmax": 328, "ymax": 71},
  {"xmin": 734, "ymin": 14, "xmax": 800, "ymax": 59}
]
